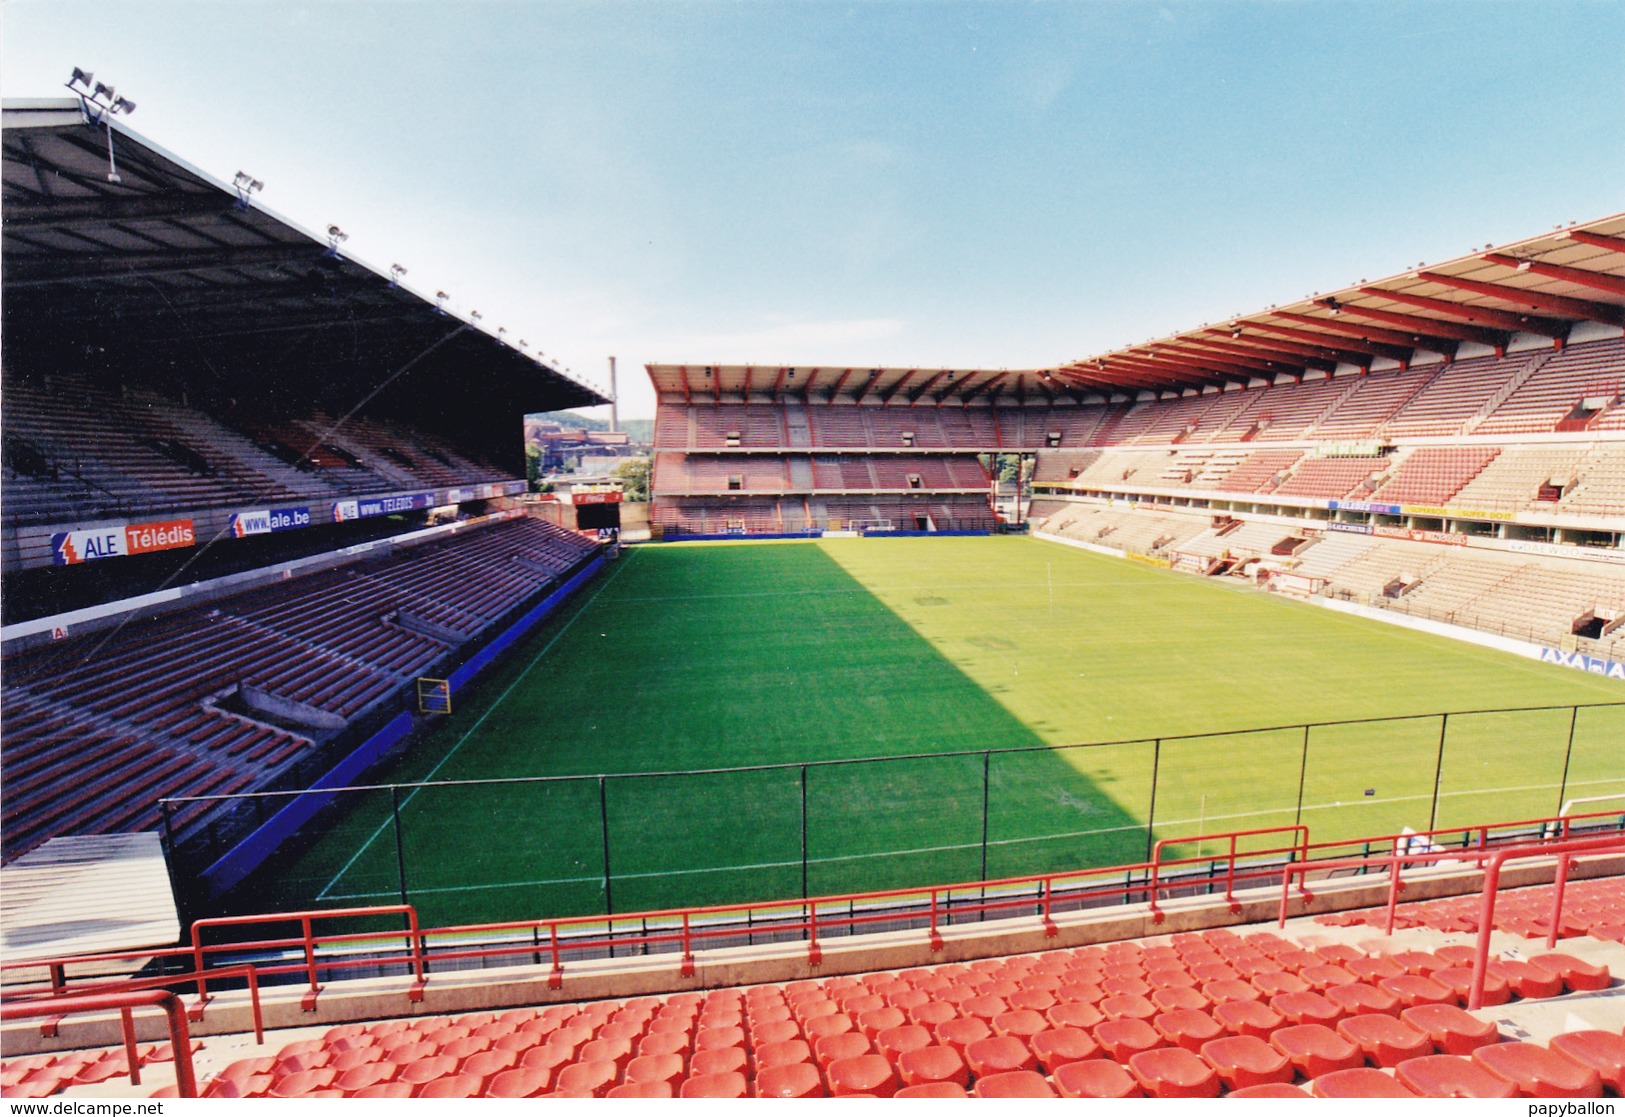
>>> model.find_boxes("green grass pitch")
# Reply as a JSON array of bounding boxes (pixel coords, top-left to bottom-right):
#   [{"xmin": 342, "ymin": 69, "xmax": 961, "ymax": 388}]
[{"xmin": 255, "ymin": 535, "xmax": 1624, "ymax": 926}]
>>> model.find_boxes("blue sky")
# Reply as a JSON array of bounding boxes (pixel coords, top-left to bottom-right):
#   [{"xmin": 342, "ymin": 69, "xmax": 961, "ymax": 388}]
[{"xmin": 4, "ymin": 2, "xmax": 1622, "ymax": 419}]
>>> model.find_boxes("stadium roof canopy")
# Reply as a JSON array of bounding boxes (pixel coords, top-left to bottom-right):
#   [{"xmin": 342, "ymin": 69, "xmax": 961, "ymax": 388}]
[
  {"xmin": 2, "ymin": 98, "xmax": 607, "ymax": 429},
  {"xmin": 648, "ymin": 213, "xmax": 1625, "ymax": 407}
]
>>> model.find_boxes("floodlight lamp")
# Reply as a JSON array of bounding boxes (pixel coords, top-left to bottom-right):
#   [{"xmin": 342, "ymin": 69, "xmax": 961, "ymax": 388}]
[
  {"xmin": 518, "ymin": 339, "xmax": 529, "ymax": 349},
  {"xmin": 326, "ymin": 224, "xmax": 348, "ymax": 244},
  {"xmin": 69, "ymin": 68, "xmax": 94, "ymax": 91},
  {"xmin": 389, "ymin": 263, "xmax": 407, "ymax": 281},
  {"xmin": 470, "ymin": 309, "xmax": 482, "ymax": 320},
  {"xmin": 1324, "ymin": 297, "xmax": 1342, "ymax": 315},
  {"xmin": 435, "ymin": 291, "xmax": 450, "ymax": 307},
  {"xmin": 93, "ymin": 82, "xmax": 116, "ymax": 101},
  {"xmin": 497, "ymin": 327, "xmax": 507, "ymax": 337},
  {"xmin": 110, "ymin": 96, "xmax": 135, "ymax": 114}
]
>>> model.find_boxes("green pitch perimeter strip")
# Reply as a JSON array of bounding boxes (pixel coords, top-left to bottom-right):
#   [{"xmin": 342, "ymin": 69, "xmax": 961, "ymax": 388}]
[{"xmin": 241, "ymin": 536, "xmax": 1624, "ymax": 926}]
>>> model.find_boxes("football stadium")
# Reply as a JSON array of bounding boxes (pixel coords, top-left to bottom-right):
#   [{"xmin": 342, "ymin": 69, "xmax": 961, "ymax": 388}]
[{"xmin": 4, "ymin": 39, "xmax": 1625, "ymax": 1104}]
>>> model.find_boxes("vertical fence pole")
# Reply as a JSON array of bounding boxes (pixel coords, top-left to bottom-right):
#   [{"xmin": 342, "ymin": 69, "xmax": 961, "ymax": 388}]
[
  {"xmin": 599, "ymin": 776, "xmax": 613, "ymax": 916},
  {"xmin": 1557, "ymin": 705, "xmax": 1580, "ymax": 813},
  {"xmin": 391, "ymin": 785, "xmax": 409, "ymax": 908},
  {"xmin": 1145, "ymin": 740, "xmax": 1162, "ymax": 861},
  {"xmin": 980, "ymin": 751, "xmax": 992, "ymax": 883},
  {"xmin": 1295, "ymin": 725, "xmax": 1310, "ymax": 827},
  {"xmin": 1427, "ymin": 714, "xmax": 1449, "ymax": 833},
  {"xmin": 800, "ymin": 765, "xmax": 809, "ymax": 900}
]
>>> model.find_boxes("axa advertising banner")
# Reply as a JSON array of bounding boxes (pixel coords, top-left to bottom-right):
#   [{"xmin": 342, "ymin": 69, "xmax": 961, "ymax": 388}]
[
  {"xmin": 229, "ymin": 506, "xmax": 313, "ymax": 537},
  {"xmin": 333, "ymin": 492, "xmax": 434, "ymax": 522},
  {"xmin": 53, "ymin": 519, "xmax": 196, "ymax": 565},
  {"xmin": 1539, "ymin": 647, "xmax": 1625, "ymax": 680}
]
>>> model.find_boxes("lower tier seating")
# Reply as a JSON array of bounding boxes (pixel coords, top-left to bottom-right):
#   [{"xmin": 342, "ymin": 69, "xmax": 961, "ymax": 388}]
[{"xmin": 0, "ymin": 517, "xmax": 597, "ymax": 861}]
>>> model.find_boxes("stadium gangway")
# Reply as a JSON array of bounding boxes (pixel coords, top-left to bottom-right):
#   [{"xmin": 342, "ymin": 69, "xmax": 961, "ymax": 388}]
[
  {"xmin": 1275, "ymin": 831, "xmax": 1625, "ymax": 1010},
  {"xmin": 0, "ymin": 990, "xmax": 198, "ymax": 1097},
  {"xmin": 4, "ymin": 811, "xmax": 1620, "ymax": 1019}
]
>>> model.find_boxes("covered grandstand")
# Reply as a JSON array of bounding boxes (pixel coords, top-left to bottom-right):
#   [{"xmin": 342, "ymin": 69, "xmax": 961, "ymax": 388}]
[{"xmin": 1, "ymin": 99, "xmax": 609, "ymax": 880}]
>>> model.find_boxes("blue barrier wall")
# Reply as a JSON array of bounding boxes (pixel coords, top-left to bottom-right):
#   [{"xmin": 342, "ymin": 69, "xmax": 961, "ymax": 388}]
[
  {"xmin": 200, "ymin": 710, "xmax": 412, "ymax": 895},
  {"xmin": 197, "ymin": 552, "xmax": 607, "ymax": 896}
]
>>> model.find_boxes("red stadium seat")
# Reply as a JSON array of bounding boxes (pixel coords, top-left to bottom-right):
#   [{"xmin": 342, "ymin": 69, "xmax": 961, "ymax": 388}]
[
  {"xmin": 1213, "ymin": 997, "xmax": 1283, "ymax": 1039},
  {"xmin": 755, "ymin": 1038, "xmax": 813, "ymax": 1070},
  {"xmin": 1336, "ymin": 1013, "xmax": 1433, "ymax": 1068},
  {"xmin": 484, "ymin": 1066, "xmax": 551, "ymax": 1098},
  {"xmin": 1326, "ymin": 981, "xmax": 1402, "ymax": 1018},
  {"xmin": 1270, "ymin": 1024, "xmax": 1364, "ymax": 1079},
  {"xmin": 679, "ymin": 1072, "xmax": 748, "ymax": 1099},
  {"xmin": 812, "ymin": 1031, "xmax": 870, "ymax": 1071},
  {"xmin": 1198, "ymin": 1034, "xmax": 1293, "ymax": 1090},
  {"xmin": 1548, "ymin": 1030, "xmax": 1625, "ymax": 1093},
  {"xmin": 1052, "ymin": 1059, "xmax": 1144, "ymax": 1099},
  {"xmin": 1400, "ymin": 1004, "xmax": 1500, "ymax": 1056},
  {"xmin": 688, "ymin": 1046, "xmax": 747, "ymax": 1078},
  {"xmin": 1128, "ymin": 1046, "xmax": 1221, "ymax": 1098},
  {"xmin": 1228, "ymin": 1082, "xmax": 1310, "ymax": 1097},
  {"xmin": 895, "ymin": 1082, "xmax": 969, "ymax": 1098},
  {"xmin": 415, "ymin": 1073, "xmax": 482, "ymax": 1098},
  {"xmin": 872, "ymin": 1021, "xmax": 932, "ymax": 1063},
  {"xmin": 1152, "ymin": 1008, "xmax": 1223, "ymax": 1052},
  {"xmin": 1029, "ymin": 1026, "xmax": 1100, "ymax": 1073},
  {"xmin": 934, "ymin": 1016, "xmax": 991, "ymax": 1055},
  {"xmin": 606, "ymin": 1081, "xmax": 672, "ymax": 1098},
  {"xmin": 554, "ymin": 1060, "xmax": 617, "ymax": 1098},
  {"xmin": 897, "ymin": 1045, "xmax": 969, "ymax": 1089},
  {"xmin": 1472, "ymin": 1042, "xmax": 1603, "ymax": 1098},
  {"xmin": 1395, "ymin": 1055, "xmax": 1519, "ymax": 1098},
  {"xmin": 1489, "ymin": 959, "xmax": 1565, "ymax": 1000},
  {"xmin": 1093, "ymin": 1017, "xmax": 1163, "ymax": 1062},
  {"xmin": 973, "ymin": 1071, "xmax": 1057, "ymax": 1098},
  {"xmin": 1380, "ymin": 974, "xmax": 1455, "ymax": 1009},
  {"xmin": 624, "ymin": 1053, "xmax": 685, "ymax": 1090},
  {"xmin": 1046, "ymin": 1000, "xmax": 1104, "ymax": 1030},
  {"xmin": 1530, "ymin": 953, "xmax": 1611, "ymax": 993},
  {"xmin": 755, "ymin": 1062, "xmax": 825, "ymax": 1099},
  {"xmin": 826, "ymin": 1054, "xmax": 900, "ymax": 1097},
  {"xmin": 1311, "ymin": 1067, "xmax": 1420, "ymax": 1097},
  {"xmin": 1271, "ymin": 990, "xmax": 1344, "ymax": 1027}
]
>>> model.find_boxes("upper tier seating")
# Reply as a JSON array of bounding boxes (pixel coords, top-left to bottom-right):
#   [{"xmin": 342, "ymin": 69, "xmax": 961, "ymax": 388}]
[
  {"xmin": 1, "ymin": 378, "xmax": 517, "ymax": 527},
  {"xmin": 1370, "ymin": 447, "xmax": 1500, "ymax": 506},
  {"xmin": 1377, "ymin": 354, "xmax": 1535, "ymax": 438},
  {"xmin": 1308, "ymin": 370, "xmax": 1428, "ymax": 441},
  {"xmin": 1476, "ymin": 338, "xmax": 1625, "ymax": 435},
  {"xmin": 0, "ymin": 518, "xmax": 596, "ymax": 862}
]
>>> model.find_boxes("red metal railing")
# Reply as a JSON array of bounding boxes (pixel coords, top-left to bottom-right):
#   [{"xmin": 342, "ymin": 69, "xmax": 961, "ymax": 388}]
[
  {"xmin": 190, "ymin": 905, "xmax": 425, "ymax": 1011},
  {"xmin": 3, "ymin": 810, "xmax": 1618, "ymax": 1020},
  {"xmin": 1275, "ymin": 833, "xmax": 1625, "ymax": 1010},
  {"xmin": 0, "ymin": 990, "xmax": 197, "ymax": 1097},
  {"xmin": 1148, "ymin": 825, "xmax": 1309, "ymax": 923}
]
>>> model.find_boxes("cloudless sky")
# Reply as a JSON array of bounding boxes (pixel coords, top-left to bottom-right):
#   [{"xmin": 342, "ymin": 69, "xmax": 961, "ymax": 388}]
[{"xmin": 4, "ymin": 1, "xmax": 1623, "ymax": 419}]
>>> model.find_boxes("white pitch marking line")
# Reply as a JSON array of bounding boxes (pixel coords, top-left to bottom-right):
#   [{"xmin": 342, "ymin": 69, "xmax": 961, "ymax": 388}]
[{"xmin": 318, "ymin": 552, "xmax": 638, "ymax": 899}]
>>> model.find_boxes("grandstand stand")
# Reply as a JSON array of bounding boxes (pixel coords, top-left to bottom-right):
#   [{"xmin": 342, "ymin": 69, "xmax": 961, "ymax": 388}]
[{"xmin": 0, "ymin": 518, "xmax": 596, "ymax": 862}]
